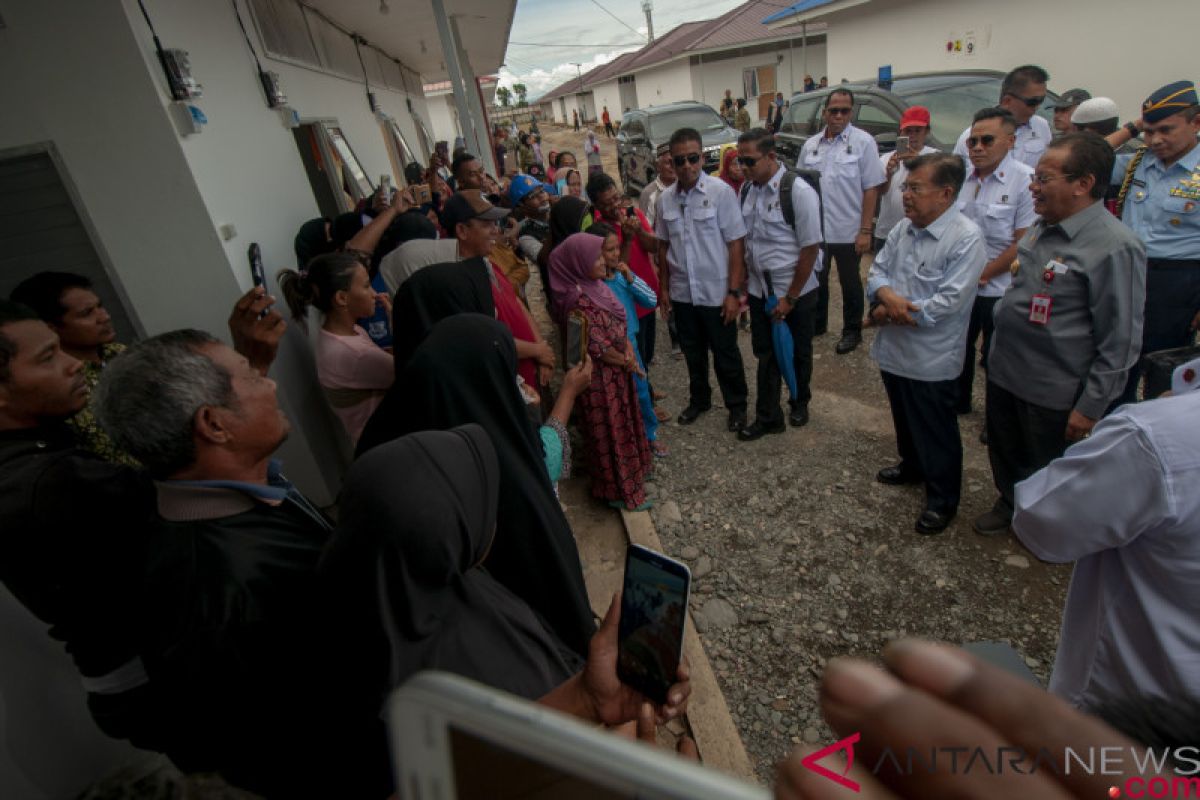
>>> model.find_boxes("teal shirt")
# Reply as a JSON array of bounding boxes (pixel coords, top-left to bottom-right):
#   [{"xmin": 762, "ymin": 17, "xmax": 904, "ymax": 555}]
[{"xmin": 1114, "ymin": 142, "xmax": 1200, "ymax": 260}]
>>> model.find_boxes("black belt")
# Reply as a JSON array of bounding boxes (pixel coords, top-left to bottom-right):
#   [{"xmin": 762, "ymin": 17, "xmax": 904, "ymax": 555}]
[{"xmin": 1147, "ymin": 258, "xmax": 1200, "ymax": 270}]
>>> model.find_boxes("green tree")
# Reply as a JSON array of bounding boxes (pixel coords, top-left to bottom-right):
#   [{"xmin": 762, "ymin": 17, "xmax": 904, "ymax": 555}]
[
  {"xmin": 496, "ymin": 86, "xmax": 512, "ymax": 107},
  {"xmin": 513, "ymin": 83, "xmax": 528, "ymax": 107}
]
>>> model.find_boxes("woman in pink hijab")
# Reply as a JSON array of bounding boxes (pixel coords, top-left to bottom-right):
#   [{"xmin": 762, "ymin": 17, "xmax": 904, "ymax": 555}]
[{"xmin": 548, "ymin": 234, "xmax": 653, "ymax": 510}]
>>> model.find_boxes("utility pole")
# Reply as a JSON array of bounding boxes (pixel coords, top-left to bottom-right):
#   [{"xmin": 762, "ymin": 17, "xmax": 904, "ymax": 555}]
[{"xmin": 641, "ymin": 0, "xmax": 654, "ymax": 42}]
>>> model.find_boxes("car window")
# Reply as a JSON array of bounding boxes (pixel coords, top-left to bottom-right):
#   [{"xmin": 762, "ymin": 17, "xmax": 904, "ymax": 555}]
[
  {"xmin": 900, "ymin": 82, "xmax": 1003, "ymax": 146},
  {"xmin": 854, "ymin": 101, "xmax": 899, "ymax": 137},
  {"xmin": 624, "ymin": 118, "xmax": 646, "ymax": 138},
  {"xmin": 782, "ymin": 97, "xmax": 822, "ymax": 136},
  {"xmin": 648, "ymin": 107, "xmax": 727, "ymax": 140}
]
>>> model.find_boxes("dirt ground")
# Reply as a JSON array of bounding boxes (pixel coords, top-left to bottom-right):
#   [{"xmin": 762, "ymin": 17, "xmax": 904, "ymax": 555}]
[{"xmin": 536, "ymin": 122, "xmax": 1071, "ymax": 784}]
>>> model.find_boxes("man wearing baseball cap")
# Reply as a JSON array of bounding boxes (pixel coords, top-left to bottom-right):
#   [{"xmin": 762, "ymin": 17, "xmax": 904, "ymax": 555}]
[
  {"xmin": 1052, "ymin": 88, "xmax": 1091, "ymax": 136},
  {"xmin": 1108, "ymin": 80, "xmax": 1200, "ymax": 403},
  {"xmin": 875, "ymin": 106, "xmax": 939, "ymax": 253}
]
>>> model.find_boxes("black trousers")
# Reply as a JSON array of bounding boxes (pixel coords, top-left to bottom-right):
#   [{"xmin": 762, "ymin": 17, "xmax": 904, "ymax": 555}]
[
  {"xmin": 673, "ymin": 301, "xmax": 748, "ymax": 413},
  {"xmin": 815, "ymin": 242, "xmax": 864, "ymax": 335},
  {"xmin": 957, "ymin": 295, "xmax": 1000, "ymax": 412},
  {"xmin": 604, "ymin": 122, "xmax": 615, "ymax": 137},
  {"xmin": 880, "ymin": 371, "xmax": 962, "ymax": 514},
  {"xmin": 749, "ymin": 292, "xmax": 816, "ymax": 425},
  {"xmin": 1117, "ymin": 259, "xmax": 1200, "ymax": 404},
  {"xmin": 985, "ymin": 380, "xmax": 1071, "ymax": 514},
  {"xmin": 635, "ymin": 311, "xmax": 657, "ymax": 368}
]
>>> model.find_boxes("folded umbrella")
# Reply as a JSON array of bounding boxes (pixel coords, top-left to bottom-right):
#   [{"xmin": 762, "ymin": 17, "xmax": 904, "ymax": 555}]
[{"xmin": 763, "ymin": 277, "xmax": 798, "ymax": 400}]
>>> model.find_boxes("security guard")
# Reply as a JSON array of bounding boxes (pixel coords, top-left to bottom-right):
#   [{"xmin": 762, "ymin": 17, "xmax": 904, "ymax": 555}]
[{"xmin": 1111, "ymin": 80, "xmax": 1200, "ymax": 402}]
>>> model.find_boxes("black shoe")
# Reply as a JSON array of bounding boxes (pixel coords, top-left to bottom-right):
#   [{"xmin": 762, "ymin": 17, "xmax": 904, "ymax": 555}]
[
  {"xmin": 814, "ymin": 325, "xmax": 828, "ymax": 337},
  {"xmin": 677, "ymin": 404, "xmax": 711, "ymax": 425},
  {"xmin": 788, "ymin": 404, "xmax": 810, "ymax": 427},
  {"xmin": 876, "ymin": 464, "xmax": 922, "ymax": 486},
  {"xmin": 835, "ymin": 332, "xmax": 862, "ymax": 355},
  {"xmin": 979, "ymin": 429, "xmax": 989, "ymax": 445},
  {"xmin": 737, "ymin": 419, "xmax": 785, "ymax": 441},
  {"xmin": 915, "ymin": 508, "xmax": 956, "ymax": 535},
  {"xmin": 727, "ymin": 411, "xmax": 747, "ymax": 432}
]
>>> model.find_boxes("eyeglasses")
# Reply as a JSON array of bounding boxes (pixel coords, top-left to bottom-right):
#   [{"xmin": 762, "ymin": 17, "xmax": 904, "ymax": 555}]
[
  {"xmin": 825, "ymin": 106, "xmax": 852, "ymax": 116},
  {"xmin": 1006, "ymin": 92, "xmax": 1046, "ymax": 108},
  {"xmin": 672, "ymin": 153, "xmax": 702, "ymax": 167},
  {"xmin": 899, "ymin": 182, "xmax": 938, "ymax": 196},
  {"xmin": 1031, "ymin": 173, "xmax": 1078, "ymax": 186},
  {"xmin": 737, "ymin": 156, "xmax": 759, "ymax": 167},
  {"xmin": 967, "ymin": 134, "xmax": 997, "ymax": 148}
]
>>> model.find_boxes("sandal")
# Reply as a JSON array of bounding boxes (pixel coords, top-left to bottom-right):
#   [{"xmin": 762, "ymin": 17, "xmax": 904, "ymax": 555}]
[
  {"xmin": 652, "ymin": 441, "xmax": 670, "ymax": 458},
  {"xmin": 654, "ymin": 406, "xmax": 673, "ymax": 422}
]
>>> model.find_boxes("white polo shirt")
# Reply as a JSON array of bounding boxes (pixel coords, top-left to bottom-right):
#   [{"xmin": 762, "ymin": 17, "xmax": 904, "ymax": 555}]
[
  {"xmin": 956, "ymin": 152, "xmax": 1038, "ymax": 298},
  {"xmin": 740, "ymin": 164, "xmax": 822, "ymax": 299},
  {"xmin": 953, "ymin": 114, "xmax": 1053, "ymax": 171},
  {"xmin": 800, "ymin": 124, "xmax": 887, "ymax": 244},
  {"xmin": 654, "ymin": 171, "xmax": 747, "ymax": 307}
]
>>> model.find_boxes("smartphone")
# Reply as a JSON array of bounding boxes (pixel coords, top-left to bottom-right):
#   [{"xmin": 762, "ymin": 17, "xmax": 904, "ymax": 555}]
[
  {"xmin": 896, "ymin": 135, "xmax": 911, "ymax": 154},
  {"xmin": 564, "ymin": 310, "xmax": 588, "ymax": 370},
  {"xmin": 248, "ymin": 242, "xmax": 266, "ymax": 289},
  {"xmin": 379, "ymin": 174, "xmax": 392, "ymax": 203},
  {"xmin": 387, "ymin": 671, "xmax": 768, "ymax": 800},
  {"xmin": 624, "ymin": 205, "xmax": 636, "ymax": 219},
  {"xmin": 413, "ymin": 183, "xmax": 433, "ymax": 205},
  {"xmin": 617, "ymin": 544, "xmax": 691, "ymax": 705}
]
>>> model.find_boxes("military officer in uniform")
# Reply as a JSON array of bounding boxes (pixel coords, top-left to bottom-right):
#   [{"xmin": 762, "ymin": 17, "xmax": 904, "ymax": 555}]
[{"xmin": 1108, "ymin": 80, "xmax": 1200, "ymax": 403}]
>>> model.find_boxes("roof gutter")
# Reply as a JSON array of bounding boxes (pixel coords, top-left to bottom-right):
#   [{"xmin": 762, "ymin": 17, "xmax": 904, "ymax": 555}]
[{"xmin": 764, "ymin": 0, "xmax": 871, "ymax": 30}]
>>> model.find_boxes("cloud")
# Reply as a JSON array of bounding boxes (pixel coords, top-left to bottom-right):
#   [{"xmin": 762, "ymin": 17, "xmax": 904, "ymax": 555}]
[{"xmin": 499, "ymin": 49, "xmax": 640, "ymax": 99}]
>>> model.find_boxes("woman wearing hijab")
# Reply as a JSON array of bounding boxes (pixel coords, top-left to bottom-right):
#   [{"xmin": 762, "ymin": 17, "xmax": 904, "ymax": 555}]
[
  {"xmin": 389, "ymin": 257, "xmax": 495, "ymax": 369},
  {"xmin": 584, "ymin": 131, "xmax": 604, "ymax": 177},
  {"xmin": 556, "ymin": 167, "xmax": 585, "ymax": 200},
  {"xmin": 719, "ymin": 147, "xmax": 745, "ymax": 195},
  {"xmin": 537, "ymin": 196, "xmax": 589, "ymax": 312},
  {"xmin": 356, "ymin": 315, "xmax": 596, "ymax": 657},
  {"xmin": 549, "ymin": 234, "xmax": 653, "ymax": 511}
]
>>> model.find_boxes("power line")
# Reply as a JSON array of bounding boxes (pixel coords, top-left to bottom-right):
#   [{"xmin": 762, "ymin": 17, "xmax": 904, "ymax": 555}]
[
  {"xmin": 509, "ymin": 40, "xmax": 644, "ymax": 47},
  {"xmin": 587, "ymin": 0, "xmax": 644, "ymax": 38}
]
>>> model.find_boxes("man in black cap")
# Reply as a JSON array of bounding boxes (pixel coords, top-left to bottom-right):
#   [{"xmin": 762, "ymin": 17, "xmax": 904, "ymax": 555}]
[
  {"xmin": 1106, "ymin": 80, "xmax": 1200, "ymax": 403},
  {"xmin": 1052, "ymin": 88, "xmax": 1091, "ymax": 136}
]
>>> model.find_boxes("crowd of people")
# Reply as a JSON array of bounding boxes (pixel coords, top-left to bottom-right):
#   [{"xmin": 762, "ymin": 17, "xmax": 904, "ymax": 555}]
[{"xmin": 0, "ymin": 65, "xmax": 1197, "ymax": 798}]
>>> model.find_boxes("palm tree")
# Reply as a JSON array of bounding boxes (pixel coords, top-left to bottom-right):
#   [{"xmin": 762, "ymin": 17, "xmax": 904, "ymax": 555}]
[
  {"xmin": 496, "ymin": 86, "xmax": 512, "ymax": 107},
  {"xmin": 513, "ymin": 83, "xmax": 528, "ymax": 107}
]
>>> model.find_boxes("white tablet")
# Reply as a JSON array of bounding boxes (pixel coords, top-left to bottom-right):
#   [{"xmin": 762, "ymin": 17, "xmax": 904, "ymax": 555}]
[{"xmin": 386, "ymin": 671, "xmax": 770, "ymax": 800}]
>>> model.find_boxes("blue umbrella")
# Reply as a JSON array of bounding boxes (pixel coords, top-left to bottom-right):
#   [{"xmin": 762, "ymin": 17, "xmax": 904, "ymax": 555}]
[{"xmin": 763, "ymin": 288, "xmax": 798, "ymax": 400}]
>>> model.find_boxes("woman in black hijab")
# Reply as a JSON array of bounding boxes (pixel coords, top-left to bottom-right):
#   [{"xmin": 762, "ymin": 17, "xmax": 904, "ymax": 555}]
[
  {"xmin": 323, "ymin": 424, "xmax": 580, "ymax": 702},
  {"xmin": 356, "ymin": 315, "xmax": 596, "ymax": 657},
  {"xmin": 537, "ymin": 195, "xmax": 590, "ymax": 314},
  {"xmin": 388, "ymin": 256, "xmax": 495, "ymax": 369}
]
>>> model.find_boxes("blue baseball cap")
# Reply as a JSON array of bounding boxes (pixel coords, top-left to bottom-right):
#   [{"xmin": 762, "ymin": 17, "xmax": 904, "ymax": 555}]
[{"xmin": 508, "ymin": 174, "xmax": 545, "ymax": 205}]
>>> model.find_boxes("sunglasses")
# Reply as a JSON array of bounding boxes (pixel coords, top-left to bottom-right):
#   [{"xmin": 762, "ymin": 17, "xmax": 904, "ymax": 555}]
[
  {"xmin": 967, "ymin": 134, "xmax": 997, "ymax": 147},
  {"xmin": 672, "ymin": 153, "xmax": 702, "ymax": 167},
  {"xmin": 826, "ymin": 106, "xmax": 852, "ymax": 116},
  {"xmin": 1007, "ymin": 92, "xmax": 1046, "ymax": 108},
  {"xmin": 737, "ymin": 156, "xmax": 759, "ymax": 167}
]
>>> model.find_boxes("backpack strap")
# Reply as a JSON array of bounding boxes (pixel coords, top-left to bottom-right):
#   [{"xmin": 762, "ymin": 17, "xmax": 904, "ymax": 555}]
[{"xmin": 779, "ymin": 170, "xmax": 797, "ymax": 229}]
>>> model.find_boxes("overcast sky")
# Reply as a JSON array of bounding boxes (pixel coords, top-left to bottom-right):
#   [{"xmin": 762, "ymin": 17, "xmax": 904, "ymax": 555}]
[{"xmin": 500, "ymin": 0, "xmax": 747, "ymax": 99}]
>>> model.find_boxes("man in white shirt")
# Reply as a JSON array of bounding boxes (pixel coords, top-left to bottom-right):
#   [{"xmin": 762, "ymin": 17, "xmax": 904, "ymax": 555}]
[
  {"xmin": 1013, "ymin": 385, "xmax": 1200, "ymax": 711},
  {"xmin": 735, "ymin": 128, "xmax": 822, "ymax": 440},
  {"xmin": 801, "ymin": 89, "xmax": 887, "ymax": 354},
  {"xmin": 953, "ymin": 65, "xmax": 1053, "ymax": 171},
  {"xmin": 874, "ymin": 106, "xmax": 939, "ymax": 252},
  {"xmin": 638, "ymin": 145, "xmax": 675, "ymax": 226},
  {"xmin": 866, "ymin": 153, "xmax": 986, "ymax": 535},
  {"xmin": 655, "ymin": 127, "xmax": 749, "ymax": 432},
  {"xmin": 955, "ymin": 107, "xmax": 1037, "ymax": 415}
]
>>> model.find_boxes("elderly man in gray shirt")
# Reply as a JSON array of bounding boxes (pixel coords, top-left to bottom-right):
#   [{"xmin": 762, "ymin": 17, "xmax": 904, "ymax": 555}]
[
  {"xmin": 975, "ymin": 133, "xmax": 1145, "ymax": 536},
  {"xmin": 867, "ymin": 153, "xmax": 987, "ymax": 535}
]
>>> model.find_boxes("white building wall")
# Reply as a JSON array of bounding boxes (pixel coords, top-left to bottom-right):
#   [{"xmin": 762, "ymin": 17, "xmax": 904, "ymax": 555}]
[
  {"xmin": 693, "ymin": 41, "xmax": 828, "ymax": 121},
  {"xmin": 426, "ymin": 93, "xmax": 462, "ymax": 145},
  {"xmin": 823, "ymin": 0, "xmax": 1195, "ymax": 122},
  {"xmin": 632, "ymin": 59, "xmax": 695, "ymax": 108},
  {"xmin": 592, "ymin": 79, "xmax": 622, "ymax": 119}
]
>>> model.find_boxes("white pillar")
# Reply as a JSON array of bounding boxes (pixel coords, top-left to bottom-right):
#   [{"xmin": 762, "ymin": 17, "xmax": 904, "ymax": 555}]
[{"xmin": 430, "ymin": 0, "xmax": 496, "ymax": 174}]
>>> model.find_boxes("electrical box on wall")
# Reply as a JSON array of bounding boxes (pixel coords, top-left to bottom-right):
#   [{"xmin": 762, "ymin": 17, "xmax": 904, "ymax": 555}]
[
  {"xmin": 259, "ymin": 70, "xmax": 287, "ymax": 108},
  {"xmin": 158, "ymin": 48, "xmax": 203, "ymax": 100},
  {"xmin": 171, "ymin": 102, "xmax": 207, "ymax": 136}
]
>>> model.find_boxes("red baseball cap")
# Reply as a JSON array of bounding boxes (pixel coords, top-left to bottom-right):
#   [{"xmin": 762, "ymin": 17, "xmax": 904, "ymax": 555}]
[{"xmin": 899, "ymin": 106, "xmax": 931, "ymax": 128}]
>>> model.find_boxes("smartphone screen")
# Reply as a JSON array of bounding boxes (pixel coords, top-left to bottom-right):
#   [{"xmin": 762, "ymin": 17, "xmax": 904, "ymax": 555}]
[
  {"xmin": 414, "ymin": 183, "xmax": 433, "ymax": 205},
  {"xmin": 248, "ymin": 242, "xmax": 266, "ymax": 289},
  {"xmin": 896, "ymin": 135, "xmax": 910, "ymax": 154},
  {"xmin": 617, "ymin": 544, "xmax": 691, "ymax": 705}
]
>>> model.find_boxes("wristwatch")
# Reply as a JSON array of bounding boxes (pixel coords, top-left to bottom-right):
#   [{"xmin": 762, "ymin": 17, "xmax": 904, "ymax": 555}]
[
  {"xmin": 728, "ymin": 288, "xmax": 745, "ymax": 300},
  {"xmin": 1124, "ymin": 121, "xmax": 1140, "ymax": 138},
  {"xmin": 785, "ymin": 292, "xmax": 802, "ymax": 304}
]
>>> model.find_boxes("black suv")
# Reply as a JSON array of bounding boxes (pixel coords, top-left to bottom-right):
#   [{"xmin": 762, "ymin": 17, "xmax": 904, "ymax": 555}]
[
  {"xmin": 616, "ymin": 101, "xmax": 739, "ymax": 195},
  {"xmin": 774, "ymin": 70, "xmax": 1059, "ymax": 166}
]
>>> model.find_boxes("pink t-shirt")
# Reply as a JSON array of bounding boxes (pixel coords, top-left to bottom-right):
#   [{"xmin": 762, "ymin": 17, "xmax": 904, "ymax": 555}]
[{"xmin": 315, "ymin": 325, "xmax": 394, "ymax": 444}]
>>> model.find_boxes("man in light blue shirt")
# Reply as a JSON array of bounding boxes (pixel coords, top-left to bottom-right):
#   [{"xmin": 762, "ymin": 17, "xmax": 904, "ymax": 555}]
[
  {"xmin": 800, "ymin": 88, "xmax": 887, "ymax": 354},
  {"xmin": 655, "ymin": 127, "xmax": 750, "ymax": 431},
  {"xmin": 735, "ymin": 128, "xmax": 822, "ymax": 439},
  {"xmin": 866, "ymin": 153, "xmax": 986, "ymax": 535},
  {"xmin": 953, "ymin": 65, "xmax": 1053, "ymax": 171},
  {"xmin": 955, "ymin": 107, "xmax": 1037, "ymax": 415}
]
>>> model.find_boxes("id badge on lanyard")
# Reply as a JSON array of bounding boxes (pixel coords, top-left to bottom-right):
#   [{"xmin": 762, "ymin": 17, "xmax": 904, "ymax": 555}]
[{"xmin": 1029, "ymin": 259, "xmax": 1067, "ymax": 325}]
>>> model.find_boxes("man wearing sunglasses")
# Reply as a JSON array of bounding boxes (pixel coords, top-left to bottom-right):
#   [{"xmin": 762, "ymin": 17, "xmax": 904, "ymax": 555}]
[
  {"xmin": 654, "ymin": 127, "xmax": 749, "ymax": 432},
  {"xmin": 955, "ymin": 108, "xmax": 1037, "ymax": 417},
  {"xmin": 952, "ymin": 65, "xmax": 1053, "ymax": 171},
  {"xmin": 800, "ymin": 88, "xmax": 887, "ymax": 355}
]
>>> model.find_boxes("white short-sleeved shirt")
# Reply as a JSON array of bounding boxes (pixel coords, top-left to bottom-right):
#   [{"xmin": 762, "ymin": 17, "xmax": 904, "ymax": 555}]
[
  {"xmin": 953, "ymin": 115, "xmax": 1053, "ymax": 171},
  {"xmin": 876, "ymin": 146, "xmax": 939, "ymax": 238},
  {"xmin": 654, "ymin": 171, "xmax": 747, "ymax": 307},
  {"xmin": 740, "ymin": 164, "xmax": 822, "ymax": 299},
  {"xmin": 956, "ymin": 152, "xmax": 1038, "ymax": 297},
  {"xmin": 379, "ymin": 238, "xmax": 458, "ymax": 293},
  {"xmin": 800, "ymin": 124, "xmax": 887, "ymax": 243},
  {"xmin": 1013, "ymin": 390, "xmax": 1200, "ymax": 711}
]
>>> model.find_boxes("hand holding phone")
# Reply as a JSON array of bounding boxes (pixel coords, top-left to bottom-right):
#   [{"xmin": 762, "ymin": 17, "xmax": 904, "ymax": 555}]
[
  {"xmin": 413, "ymin": 183, "xmax": 433, "ymax": 205},
  {"xmin": 896, "ymin": 135, "xmax": 911, "ymax": 155},
  {"xmin": 248, "ymin": 243, "xmax": 267, "ymax": 289},
  {"xmin": 617, "ymin": 544, "xmax": 691, "ymax": 705}
]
